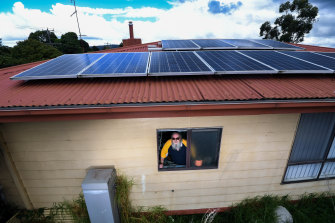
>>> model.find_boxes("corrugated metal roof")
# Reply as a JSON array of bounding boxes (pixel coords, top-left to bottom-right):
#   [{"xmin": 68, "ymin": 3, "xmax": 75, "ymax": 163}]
[
  {"xmin": 291, "ymin": 43, "xmax": 335, "ymax": 52},
  {"xmin": 1, "ymin": 43, "xmax": 335, "ymax": 109},
  {"xmin": 94, "ymin": 41, "xmax": 159, "ymax": 53},
  {"xmin": 1, "ymin": 63, "xmax": 335, "ymax": 108}
]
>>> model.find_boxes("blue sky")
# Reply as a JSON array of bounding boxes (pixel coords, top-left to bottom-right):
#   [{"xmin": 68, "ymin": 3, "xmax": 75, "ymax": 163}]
[
  {"xmin": 1, "ymin": 0, "xmax": 335, "ymax": 48},
  {"xmin": 0, "ymin": 0, "xmax": 173, "ymax": 12}
]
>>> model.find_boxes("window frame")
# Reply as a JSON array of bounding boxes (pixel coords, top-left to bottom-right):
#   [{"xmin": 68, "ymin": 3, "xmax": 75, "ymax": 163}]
[
  {"xmin": 282, "ymin": 114, "xmax": 335, "ymax": 184},
  {"xmin": 157, "ymin": 127, "xmax": 223, "ymax": 171}
]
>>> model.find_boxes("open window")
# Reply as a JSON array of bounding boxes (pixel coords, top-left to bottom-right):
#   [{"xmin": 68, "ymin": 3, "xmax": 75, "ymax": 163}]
[
  {"xmin": 283, "ymin": 112, "xmax": 335, "ymax": 183},
  {"xmin": 157, "ymin": 127, "xmax": 222, "ymax": 171}
]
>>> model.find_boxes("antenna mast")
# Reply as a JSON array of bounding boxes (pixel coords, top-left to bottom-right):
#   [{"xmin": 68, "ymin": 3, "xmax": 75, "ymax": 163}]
[{"xmin": 70, "ymin": 0, "xmax": 83, "ymax": 39}]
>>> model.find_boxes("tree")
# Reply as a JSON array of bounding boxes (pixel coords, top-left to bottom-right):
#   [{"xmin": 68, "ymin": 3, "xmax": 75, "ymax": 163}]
[
  {"xmin": 79, "ymin": 39, "xmax": 90, "ymax": 52},
  {"xmin": 59, "ymin": 32, "xmax": 82, "ymax": 54},
  {"xmin": 28, "ymin": 30, "xmax": 59, "ymax": 44},
  {"xmin": 11, "ymin": 39, "xmax": 62, "ymax": 65},
  {"xmin": 0, "ymin": 46, "xmax": 16, "ymax": 68},
  {"xmin": 259, "ymin": 0, "xmax": 318, "ymax": 43},
  {"xmin": 90, "ymin": 46, "xmax": 99, "ymax": 51}
]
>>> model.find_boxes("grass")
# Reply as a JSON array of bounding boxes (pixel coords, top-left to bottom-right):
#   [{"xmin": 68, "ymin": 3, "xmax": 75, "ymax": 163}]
[
  {"xmin": 51, "ymin": 193, "xmax": 90, "ymax": 223},
  {"xmin": 286, "ymin": 193, "xmax": 335, "ymax": 223},
  {"xmin": 171, "ymin": 193, "xmax": 335, "ymax": 223},
  {"xmin": 16, "ymin": 194, "xmax": 90, "ymax": 223},
  {"xmin": 10, "ymin": 172, "xmax": 335, "ymax": 223},
  {"xmin": 115, "ymin": 173, "xmax": 169, "ymax": 223}
]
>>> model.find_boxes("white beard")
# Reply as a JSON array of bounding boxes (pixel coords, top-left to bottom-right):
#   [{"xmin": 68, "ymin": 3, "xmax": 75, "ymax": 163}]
[{"xmin": 171, "ymin": 141, "xmax": 182, "ymax": 151}]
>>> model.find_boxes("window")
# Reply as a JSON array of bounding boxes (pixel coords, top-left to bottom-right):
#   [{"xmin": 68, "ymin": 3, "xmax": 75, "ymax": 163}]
[
  {"xmin": 157, "ymin": 128, "xmax": 222, "ymax": 170},
  {"xmin": 283, "ymin": 112, "xmax": 335, "ymax": 183}
]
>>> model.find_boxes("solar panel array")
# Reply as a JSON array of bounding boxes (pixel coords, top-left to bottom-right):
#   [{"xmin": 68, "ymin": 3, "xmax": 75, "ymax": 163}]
[
  {"xmin": 161, "ymin": 39, "xmax": 305, "ymax": 50},
  {"xmin": 239, "ymin": 51, "xmax": 332, "ymax": 73},
  {"xmin": 11, "ymin": 54, "xmax": 105, "ymax": 80},
  {"xmin": 191, "ymin": 39, "xmax": 236, "ymax": 49},
  {"xmin": 149, "ymin": 51, "xmax": 212, "ymax": 75},
  {"xmin": 80, "ymin": 52, "xmax": 149, "ymax": 77},
  {"xmin": 11, "ymin": 50, "xmax": 335, "ymax": 80},
  {"xmin": 195, "ymin": 51, "xmax": 276, "ymax": 74}
]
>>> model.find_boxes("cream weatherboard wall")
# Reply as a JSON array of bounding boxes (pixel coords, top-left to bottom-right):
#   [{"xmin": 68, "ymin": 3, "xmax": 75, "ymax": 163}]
[{"xmin": 1, "ymin": 113, "xmax": 335, "ymax": 210}]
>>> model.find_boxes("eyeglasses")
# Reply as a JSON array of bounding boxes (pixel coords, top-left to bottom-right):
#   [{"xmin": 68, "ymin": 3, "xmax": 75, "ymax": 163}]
[{"xmin": 172, "ymin": 137, "xmax": 180, "ymax": 140}]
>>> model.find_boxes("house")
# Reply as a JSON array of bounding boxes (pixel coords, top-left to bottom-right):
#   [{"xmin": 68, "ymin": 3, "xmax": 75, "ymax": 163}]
[{"xmin": 1, "ymin": 34, "xmax": 335, "ymax": 215}]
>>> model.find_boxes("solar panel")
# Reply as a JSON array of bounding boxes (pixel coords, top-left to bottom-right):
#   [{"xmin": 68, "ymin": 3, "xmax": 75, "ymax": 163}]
[
  {"xmin": 251, "ymin": 39, "xmax": 304, "ymax": 50},
  {"xmin": 280, "ymin": 51, "xmax": 335, "ymax": 71},
  {"xmin": 191, "ymin": 39, "xmax": 236, "ymax": 49},
  {"xmin": 196, "ymin": 51, "xmax": 276, "ymax": 74},
  {"xmin": 161, "ymin": 40, "xmax": 200, "ymax": 50},
  {"xmin": 315, "ymin": 52, "xmax": 335, "ymax": 60},
  {"xmin": 149, "ymin": 51, "xmax": 213, "ymax": 75},
  {"xmin": 221, "ymin": 39, "xmax": 272, "ymax": 49},
  {"xmin": 239, "ymin": 51, "xmax": 332, "ymax": 73},
  {"xmin": 11, "ymin": 54, "xmax": 104, "ymax": 80},
  {"xmin": 79, "ymin": 52, "xmax": 149, "ymax": 77}
]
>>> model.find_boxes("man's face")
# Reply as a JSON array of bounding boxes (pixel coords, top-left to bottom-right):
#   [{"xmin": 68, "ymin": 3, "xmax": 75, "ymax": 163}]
[{"xmin": 171, "ymin": 133, "xmax": 181, "ymax": 150}]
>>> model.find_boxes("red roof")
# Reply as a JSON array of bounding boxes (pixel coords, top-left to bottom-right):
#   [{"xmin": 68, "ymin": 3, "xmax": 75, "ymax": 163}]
[
  {"xmin": 95, "ymin": 41, "xmax": 159, "ymax": 53},
  {"xmin": 292, "ymin": 43, "xmax": 335, "ymax": 52},
  {"xmin": 1, "ymin": 42, "xmax": 335, "ymax": 121}
]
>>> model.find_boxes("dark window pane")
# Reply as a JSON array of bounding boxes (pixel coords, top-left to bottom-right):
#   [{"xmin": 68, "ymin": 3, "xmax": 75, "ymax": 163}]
[
  {"xmin": 190, "ymin": 129, "xmax": 221, "ymax": 168},
  {"xmin": 289, "ymin": 113, "xmax": 335, "ymax": 163}
]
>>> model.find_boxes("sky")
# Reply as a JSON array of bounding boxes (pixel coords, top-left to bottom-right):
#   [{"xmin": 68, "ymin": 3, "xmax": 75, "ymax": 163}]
[{"xmin": 1, "ymin": 0, "xmax": 335, "ymax": 48}]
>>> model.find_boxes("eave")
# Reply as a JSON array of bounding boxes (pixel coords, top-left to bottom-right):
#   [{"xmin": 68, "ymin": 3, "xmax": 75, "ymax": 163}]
[{"xmin": 1, "ymin": 100, "xmax": 335, "ymax": 123}]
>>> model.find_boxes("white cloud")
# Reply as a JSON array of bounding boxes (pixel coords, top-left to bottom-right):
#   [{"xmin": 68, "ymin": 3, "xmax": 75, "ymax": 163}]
[{"xmin": 0, "ymin": 0, "xmax": 334, "ymax": 48}]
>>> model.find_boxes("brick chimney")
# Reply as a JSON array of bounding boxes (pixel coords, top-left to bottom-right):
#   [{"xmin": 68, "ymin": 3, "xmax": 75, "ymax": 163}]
[
  {"xmin": 129, "ymin": 21, "xmax": 134, "ymax": 39},
  {"xmin": 122, "ymin": 21, "xmax": 142, "ymax": 47}
]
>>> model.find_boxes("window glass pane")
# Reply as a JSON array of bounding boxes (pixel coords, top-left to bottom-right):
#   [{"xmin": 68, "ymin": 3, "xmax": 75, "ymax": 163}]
[
  {"xmin": 289, "ymin": 113, "xmax": 335, "ymax": 163},
  {"xmin": 190, "ymin": 129, "xmax": 221, "ymax": 168},
  {"xmin": 320, "ymin": 162, "xmax": 335, "ymax": 178},
  {"xmin": 284, "ymin": 163, "xmax": 321, "ymax": 182},
  {"xmin": 327, "ymin": 137, "xmax": 335, "ymax": 159}
]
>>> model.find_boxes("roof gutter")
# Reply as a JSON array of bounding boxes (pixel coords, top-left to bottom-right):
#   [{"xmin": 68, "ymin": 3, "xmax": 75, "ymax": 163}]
[{"xmin": 1, "ymin": 100, "xmax": 335, "ymax": 123}]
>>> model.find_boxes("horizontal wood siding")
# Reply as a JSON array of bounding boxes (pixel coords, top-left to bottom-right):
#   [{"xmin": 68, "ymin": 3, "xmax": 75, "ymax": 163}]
[{"xmin": 2, "ymin": 114, "xmax": 335, "ymax": 210}]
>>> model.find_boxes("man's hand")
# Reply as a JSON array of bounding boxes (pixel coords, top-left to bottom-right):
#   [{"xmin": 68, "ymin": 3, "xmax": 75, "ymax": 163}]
[{"xmin": 159, "ymin": 164, "xmax": 163, "ymax": 168}]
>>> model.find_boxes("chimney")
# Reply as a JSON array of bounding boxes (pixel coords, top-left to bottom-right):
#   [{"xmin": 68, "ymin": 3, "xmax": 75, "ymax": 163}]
[
  {"xmin": 122, "ymin": 21, "xmax": 142, "ymax": 47},
  {"xmin": 129, "ymin": 21, "xmax": 134, "ymax": 39}
]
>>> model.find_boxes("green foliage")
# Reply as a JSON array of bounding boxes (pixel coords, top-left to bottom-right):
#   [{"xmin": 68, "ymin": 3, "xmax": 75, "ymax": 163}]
[
  {"xmin": 172, "ymin": 193, "xmax": 335, "ymax": 223},
  {"xmin": 220, "ymin": 195, "xmax": 287, "ymax": 223},
  {"xmin": 90, "ymin": 46, "xmax": 99, "ymax": 51},
  {"xmin": 131, "ymin": 206, "xmax": 169, "ymax": 223},
  {"xmin": 17, "ymin": 208, "xmax": 54, "ymax": 223},
  {"xmin": 115, "ymin": 173, "xmax": 135, "ymax": 223},
  {"xmin": 16, "ymin": 194, "xmax": 90, "ymax": 223},
  {"xmin": 51, "ymin": 193, "xmax": 90, "ymax": 223},
  {"xmin": 115, "ymin": 173, "xmax": 169, "ymax": 223},
  {"xmin": 59, "ymin": 32, "xmax": 82, "ymax": 54},
  {"xmin": 0, "ymin": 46, "xmax": 17, "ymax": 68},
  {"xmin": 12, "ymin": 39, "xmax": 62, "ymax": 64},
  {"xmin": 286, "ymin": 193, "xmax": 335, "ymax": 223},
  {"xmin": 260, "ymin": 0, "xmax": 318, "ymax": 43},
  {"xmin": 79, "ymin": 39, "xmax": 90, "ymax": 53},
  {"xmin": 28, "ymin": 30, "xmax": 59, "ymax": 44}
]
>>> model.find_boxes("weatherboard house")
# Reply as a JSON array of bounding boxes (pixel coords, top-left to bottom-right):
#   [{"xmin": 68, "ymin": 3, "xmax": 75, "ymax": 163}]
[{"xmin": 1, "ymin": 38, "xmax": 335, "ymax": 215}]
